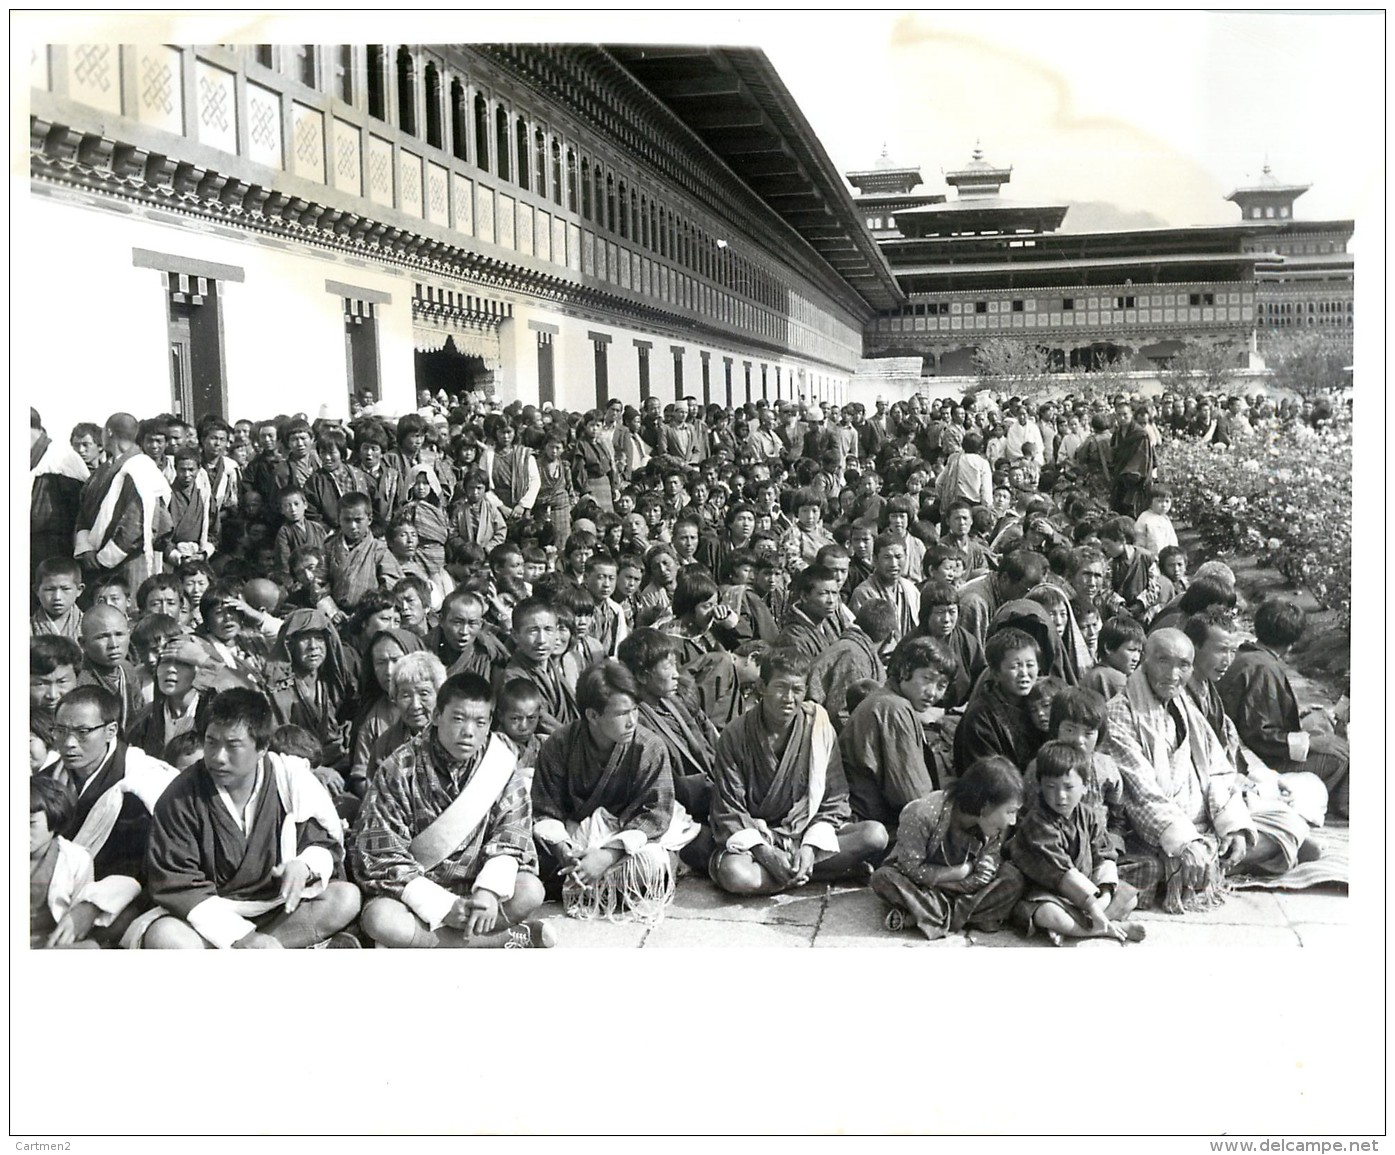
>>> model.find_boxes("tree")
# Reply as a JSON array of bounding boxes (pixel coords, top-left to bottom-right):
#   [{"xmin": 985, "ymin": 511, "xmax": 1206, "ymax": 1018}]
[
  {"xmin": 1159, "ymin": 341, "xmax": 1243, "ymax": 398},
  {"xmin": 1260, "ymin": 329, "xmax": 1352, "ymax": 399},
  {"xmin": 971, "ymin": 337, "xmax": 1054, "ymax": 400}
]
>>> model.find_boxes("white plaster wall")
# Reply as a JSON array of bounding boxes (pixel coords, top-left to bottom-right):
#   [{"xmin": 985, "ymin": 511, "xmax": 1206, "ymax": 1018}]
[{"xmin": 18, "ymin": 194, "xmax": 417, "ymax": 436}]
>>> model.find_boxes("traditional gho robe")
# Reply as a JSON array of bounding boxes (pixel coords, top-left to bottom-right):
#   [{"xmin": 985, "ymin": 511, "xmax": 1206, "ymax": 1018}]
[
  {"xmin": 1103, "ymin": 668, "xmax": 1308, "ymax": 912},
  {"xmin": 589, "ymin": 596, "xmax": 630, "ymax": 658},
  {"xmin": 78, "ymin": 659, "xmax": 145, "ymax": 736},
  {"xmin": 782, "ymin": 523, "xmax": 836, "ymax": 567},
  {"xmin": 126, "ymin": 688, "xmax": 215, "ymax": 759},
  {"xmin": 30, "ymin": 836, "xmax": 96, "ymax": 947},
  {"xmin": 323, "ymin": 530, "xmax": 403, "ymax": 612},
  {"xmin": 501, "ymin": 653, "xmax": 578, "ymax": 737},
  {"xmin": 637, "ymin": 691, "xmax": 720, "ymax": 820},
  {"xmin": 841, "ymin": 687, "xmax": 947, "ymax": 842},
  {"xmin": 1007, "ymin": 798, "xmax": 1126, "ymax": 932},
  {"xmin": 849, "ymin": 574, "xmax": 920, "ymax": 646},
  {"xmin": 265, "ymin": 608, "xmax": 357, "ymax": 767},
  {"xmin": 135, "ymin": 753, "xmax": 345, "ymax": 948},
  {"xmin": 776, "ymin": 605, "xmax": 841, "ymax": 659},
  {"xmin": 162, "ymin": 482, "xmax": 212, "ymax": 560},
  {"xmin": 445, "ymin": 628, "xmax": 512, "ymax": 690},
  {"xmin": 709, "ymin": 702, "xmax": 848, "ymax": 868},
  {"xmin": 30, "ymin": 431, "xmax": 88, "ymax": 571},
  {"xmin": 807, "ymin": 628, "xmax": 885, "ymax": 729},
  {"xmin": 532, "ymin": 719, "xmax": 695, "ymax": 922},
  {"xmin": 482, "ymin": 444, "xmax": 541, "ymax": 512},
  {"xmin": 353, "ymin": 731, "xmax": 536, "ymax": 929},
  {"xmin": 360, "ymin": 462, "xmax": 404, "ymax": 534},
  {"xmin": 655, "ymin": 618, "xmax": 744, "ymax": 733},
  {"xmin": 304, "ymin": 463, "xmax": 371, "ymax": 528},
  {"xmin": 1109, "ymin": 546, "xmax": 1162, "ymax": 622},
  {"xmin": 449, "ymin": 499, "xmax": 507, "ymax": 554},
  {"xmin": 273, "ymin": 518, "xmax": 328, "ymax": 577},
  {"xmin": 74, "ymin": 447, "xmax": 172, "ymax": 589},
  {"xmin": 40, "ymin": 739, "xmax": 179, "ymax": 929},
  {"xmin": 953, "ymin": 678, "xmax": 1042, "ymax": 775},
  {"xmin": 956, "ymin": 572, "xmax": 1005, "ymax": 651},
  {"xmin": 31, "ymin": 604, "xmax": 83, "ymax": 641},
  {"xmin": 869, "ymin": 792, "xmax": 1024, "ymax": 937},
  {"xmin": 720, "ymin": 584, "xmax": 779, "ymax": 647}
]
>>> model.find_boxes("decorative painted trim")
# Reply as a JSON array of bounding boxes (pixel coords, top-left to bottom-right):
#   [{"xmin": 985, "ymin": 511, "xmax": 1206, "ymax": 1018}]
[
  {"xmin": 587, "ymin": 330, "xmax": 612, "ymax": 344},
  {"xmin": 528, "ymin": 320, "xmax": 559, "ymax": 334}
]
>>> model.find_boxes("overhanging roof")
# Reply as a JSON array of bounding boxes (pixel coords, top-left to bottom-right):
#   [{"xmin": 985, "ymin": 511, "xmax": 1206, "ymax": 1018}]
[{"xmin": 604, "ymin": 46, "xmax": 906, "ymax": 311}]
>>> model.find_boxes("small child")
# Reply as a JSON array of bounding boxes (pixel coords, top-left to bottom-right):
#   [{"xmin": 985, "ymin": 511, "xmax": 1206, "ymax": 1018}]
[
  {"xmin": 30, "ymin": 776, "xmax": 99, "ymax": 949},
  {"xmin": 323, "ymin": 492, "xmax": 403, "ymax": 616},
  {"xmin": 522, "ymin": 544, "xmax": 549, "ymax": 586},
  {"xmin": 1158, "ymin": 545, "xmax": 1189, "ymax": 600},
  {"xmin": 31, "ymin": 557, "xmax": 84, "ymax": 641},
  {"xmin": 870, "ymin": 755, "xmax": 1026, "ymax": 943},
  {"xmin": 1073, "ymin": 597, "xmax": 1102, "ymax": 663},
  {"xmin": 495, "ymin": 677, "xmax": 544, "ymax": 778},
  {"xmin": 1036, "ymin": 685, "xmax": 1128, "ymax": 855},
  {"xmin": 161, "ymin": 730, "xmax": 205, "ymax": 771},
  {"xmin": 560, "ymin": 586, "xmax": 606, "ymax": 688},
  {"xmin": 88, "ymin": 575, "xmax": 133, "ymax": 621},
  {"xmin": 274, "ymin": 485, "xmax": 328, "ymax": 577},
  {"xmin": 286, "ymin": 544, "xmax": 332, "ymax": 612},
  {"xmin": 1025, "ymin": 675, "xmax": 1068, "ymax": 739},
  {"xmin": 175, "ymin": 559, "xmax": 215, "ymax": 627},
  {"xmin": 1080, "ymin": 615, "xmax": 1145, "ymax": 701},
  {"xmin": 1009, "ymin": 741, "xmax": 1145, "ymax": 946},
  {"xmin": 1133, "ymin": 483, "xmax": 1179, "ymax": 558}
]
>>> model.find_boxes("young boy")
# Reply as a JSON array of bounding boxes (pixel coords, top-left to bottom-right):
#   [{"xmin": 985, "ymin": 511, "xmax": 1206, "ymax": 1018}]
[
  {"xmin": 495, "ymin": 677, "xmax": 545, "ymax": 776},
  {"xmin": 501, "ymin": 597, "xmax": 579, "ymax": 737},
  {"xmin": 841, "ymin": 636, "xmax": 957, "ymax": 842},
  {"xmin": 286, "ymin": 544, "xmax": 331, "ymax": 613},
  {"xmin": 88, "ymin": 574, "xmax": 133, "ymax": 622},
  {"xmin": 126, "ymin": 643, "xmax": 215, "ymax": 759},
  {"xmin": 354, "ymin": 671, "xmax": 552, "ymax": 949},
  {"xmin": 560, "ymin": 586, "xmax": 606, "ymax": 676},
  {"xmin": 522, "ymin": 544, "xmax": 549, "ymax": 587},
  {"xmin": 583, "ymin": 553, "xmax": 630, "ymax": 657},
  {"xmin": 274, "ymin": 485, "xmax": 328, "ymax": 577},
  {"xmin": 1036, "ymin": 685, "xmax": 1128, "ymax": 855},
  {"xmin": 32, "ymin": 557, "xmax": 84, "ymax": 640},
  {"xmin": 136, "ymin": 573, "xmax": 186, "ymax": 625},
  {"xmin": 1074, "ymin": 597, "xmax": 1103, "ymax": 663},
  {"xmin": 1080, "ymin": 615, "xmax": 1146, "ymax": 701},
  {"xmin": 1008, "ymin": 741, "xmax": 1145, "ymax": 946},
  {"xmin": 30, "ymin": 635, "xmax": 82, "ymax": 749},
  {"xmin": 138, "ymin": 688, "xmax": 360, "ymax": 949},
  {"xmin": 323, "ymin": 492, "xmax": 402, "ymax": 616},
  {"xmin": 77, "ymin": 603, "xmax": 144, "ymax": 732},
  {"xmin": 392, "ymin": 574, "xmax": 435, "ymax": 638},
  {"xmin": 848, "ymin": 532, "xmax": 920, "ymax": 646},
  {"xmin": 783, "ymin": 487, "xmax": 835, "ymax": 567},
  {"xmin": 923, "ymin": 543, "xmax": 968, "ymax": 594},
  {"xmin": 449, "ymin": 469, "xmax": 507, "ymax": 553},
  {"xmin": 615, "ymin": 553, "xmax": 645, "ymax": 628},
  {"xmin": 953, "ymin": 627, "xmax": 1044, "ymax": 775},
  {"xmin": 708, "ymin": 648, "xmax": 888, "ymax": 895},
  {"xmin": 1157, "ymin": 545, "xmax": 1188, "ymax": 604},
  {"xmin": 806, "ymin": 599, "xmax": 897, "ymax": 730},
  {"xmin": 531, "ymin": 661, "xmax": 698, "ymax": 921},
  {"xmin": 176, "ymin": 559, "xmax": 215, "ymax": 627},
  {"xmin": 1133, "ymin": 483, "xmax": 1179, "ymax": 558},
  {"xmin": 30, "ymin": 776, "xmax": 99, "ymax": 949},
  {"xmin": 1097, "ymin": 516, "xmax": 1163, "ymax": 624},
  {"xmin": 560, "ymin": 530, "xmax": 598, "ymax": 587}
]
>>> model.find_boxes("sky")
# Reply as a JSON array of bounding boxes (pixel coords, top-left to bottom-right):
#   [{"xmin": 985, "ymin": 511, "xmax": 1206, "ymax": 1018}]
[{"xmin": 761, "ymin": 11, "xmax": 1383, "ymax": 234}]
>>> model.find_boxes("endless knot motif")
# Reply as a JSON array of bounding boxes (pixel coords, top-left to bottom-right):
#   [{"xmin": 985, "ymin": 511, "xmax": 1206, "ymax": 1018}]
[
  {"xmin": 249, "ymin": 97, "xmax": 277, "ymax": 152},
  {"xmin": 199, "ymin": 74, "xmax": 230, "ymax": 132},
  {"xmin": 429, "ymin": 171, "xmax": 446, "ymax": 215},
  {"xmin": 295, "ymin": 113, "xmax": 322, "ymax": 167},
  {"xmin": 369, "ymin": 148, "xmax": 391, "ymax": 196},
  {"xmin": 140, "ymin": 55, "xmax": 173, "ymax": 114},
  {"xmin": 402, "ymin": 159, "xmax": 421, "ymax": 205},
  {"xmin": 337, "ymin": 131, "xmax": 358, "ymax": 180},
  {"xmin": 74, "ymin": 45, "xmax": 112, "ymax": 92}
]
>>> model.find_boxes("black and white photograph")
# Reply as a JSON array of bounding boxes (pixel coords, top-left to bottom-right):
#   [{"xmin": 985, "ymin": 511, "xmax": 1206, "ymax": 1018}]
[{"xmin": 11, "ymin": 8, "xmax": 1384, "ymax": 1143}]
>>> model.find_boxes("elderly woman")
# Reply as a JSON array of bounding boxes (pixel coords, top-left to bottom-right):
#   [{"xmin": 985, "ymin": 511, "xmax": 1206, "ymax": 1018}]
[
  {"xmin": 348, "ymin": 627, "xmax": 427, "ymax": 795},
  {"xmin": 364, "ymin": 650, "xmax": 449, "ymax": 786}
]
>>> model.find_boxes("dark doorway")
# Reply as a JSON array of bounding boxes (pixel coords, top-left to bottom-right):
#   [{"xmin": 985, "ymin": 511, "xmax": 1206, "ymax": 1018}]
[{"xmin": 415, "ymin": 336, "xmax": 489, "ymax": 398}]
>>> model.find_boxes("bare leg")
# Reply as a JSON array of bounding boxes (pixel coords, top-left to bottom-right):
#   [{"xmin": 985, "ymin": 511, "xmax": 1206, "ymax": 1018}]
[
  {"xmin": 141, "ymin": 916, "xmax": 213, "ymax": 950},
  {"xmin": 361, "ymin": 890, "xmax": 554, "ymax": 949},
  {"xmin": 810, "ymin": 821, "xmax": 889, "ymax": 881},
  {"xmin": 260, "ymin": 881, "xmax": 362, "ymax": 949},
  {"xmin": 711, "ymin": 851, "xmax": 786, "ymax": 896}
]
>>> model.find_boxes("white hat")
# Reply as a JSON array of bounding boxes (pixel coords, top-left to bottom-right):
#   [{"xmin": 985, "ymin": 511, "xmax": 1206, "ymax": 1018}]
[{"xmin": 805, "ymin": 405, "xmax": 824, "ymax": 421}]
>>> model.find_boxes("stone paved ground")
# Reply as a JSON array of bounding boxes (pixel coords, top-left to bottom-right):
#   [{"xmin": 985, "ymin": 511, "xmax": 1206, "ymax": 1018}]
[{"xmin": 535, "ymin": 867, "xmax": 1347, "ymax": 949}]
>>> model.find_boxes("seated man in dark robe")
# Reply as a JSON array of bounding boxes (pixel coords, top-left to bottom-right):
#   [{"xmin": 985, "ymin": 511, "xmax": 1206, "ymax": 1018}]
[
  {"xmin": 137, "ymin": 688, "xmax": 360, "ymax": 948},
  {"xmin": 1218, "ymin": 597, "xmax": 1349, "ymax": 819},
  {"xmin": 36, "ymin": 685, "xmax": 180, "ymax": 945},
  {"xmin": 354, "ymin": 672, "xmax": 553, "ymax": 949},
  {"xmin": 806, "ymin": 599, "xmax": 896, "ymax": 730},
  {"xmin": 708, "ymin": 648, "xmax": 887, "ymax": 896},
  {"xmin": 501, "ymin": 597, "xmax": 579, "ymax": 737},
  {"xmin": 532, "ymin": 661, "xmax": 699, "ymax": 922},
  {"xmin": 618, "ymin": 627, "xmax": 721, "ymax": 822},
  {"xmin": 775, "ymin": 563, "xmax": 844, "ymax": 658},
  {"xmin": 842, "ymin": 636, "xmax": 956, "ymax": 844}
]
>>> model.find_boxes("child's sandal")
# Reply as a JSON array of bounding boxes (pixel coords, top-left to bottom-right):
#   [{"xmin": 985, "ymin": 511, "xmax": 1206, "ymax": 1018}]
[{"xmin": 884, "ymin": 908, "xmax": 907, "ymax": 933}]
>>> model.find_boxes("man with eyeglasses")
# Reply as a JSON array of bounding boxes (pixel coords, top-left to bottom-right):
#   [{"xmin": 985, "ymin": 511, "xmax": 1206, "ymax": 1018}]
[{"xmin": 36, "ymin": 684, "xmax": 179, "ymax": 946}]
